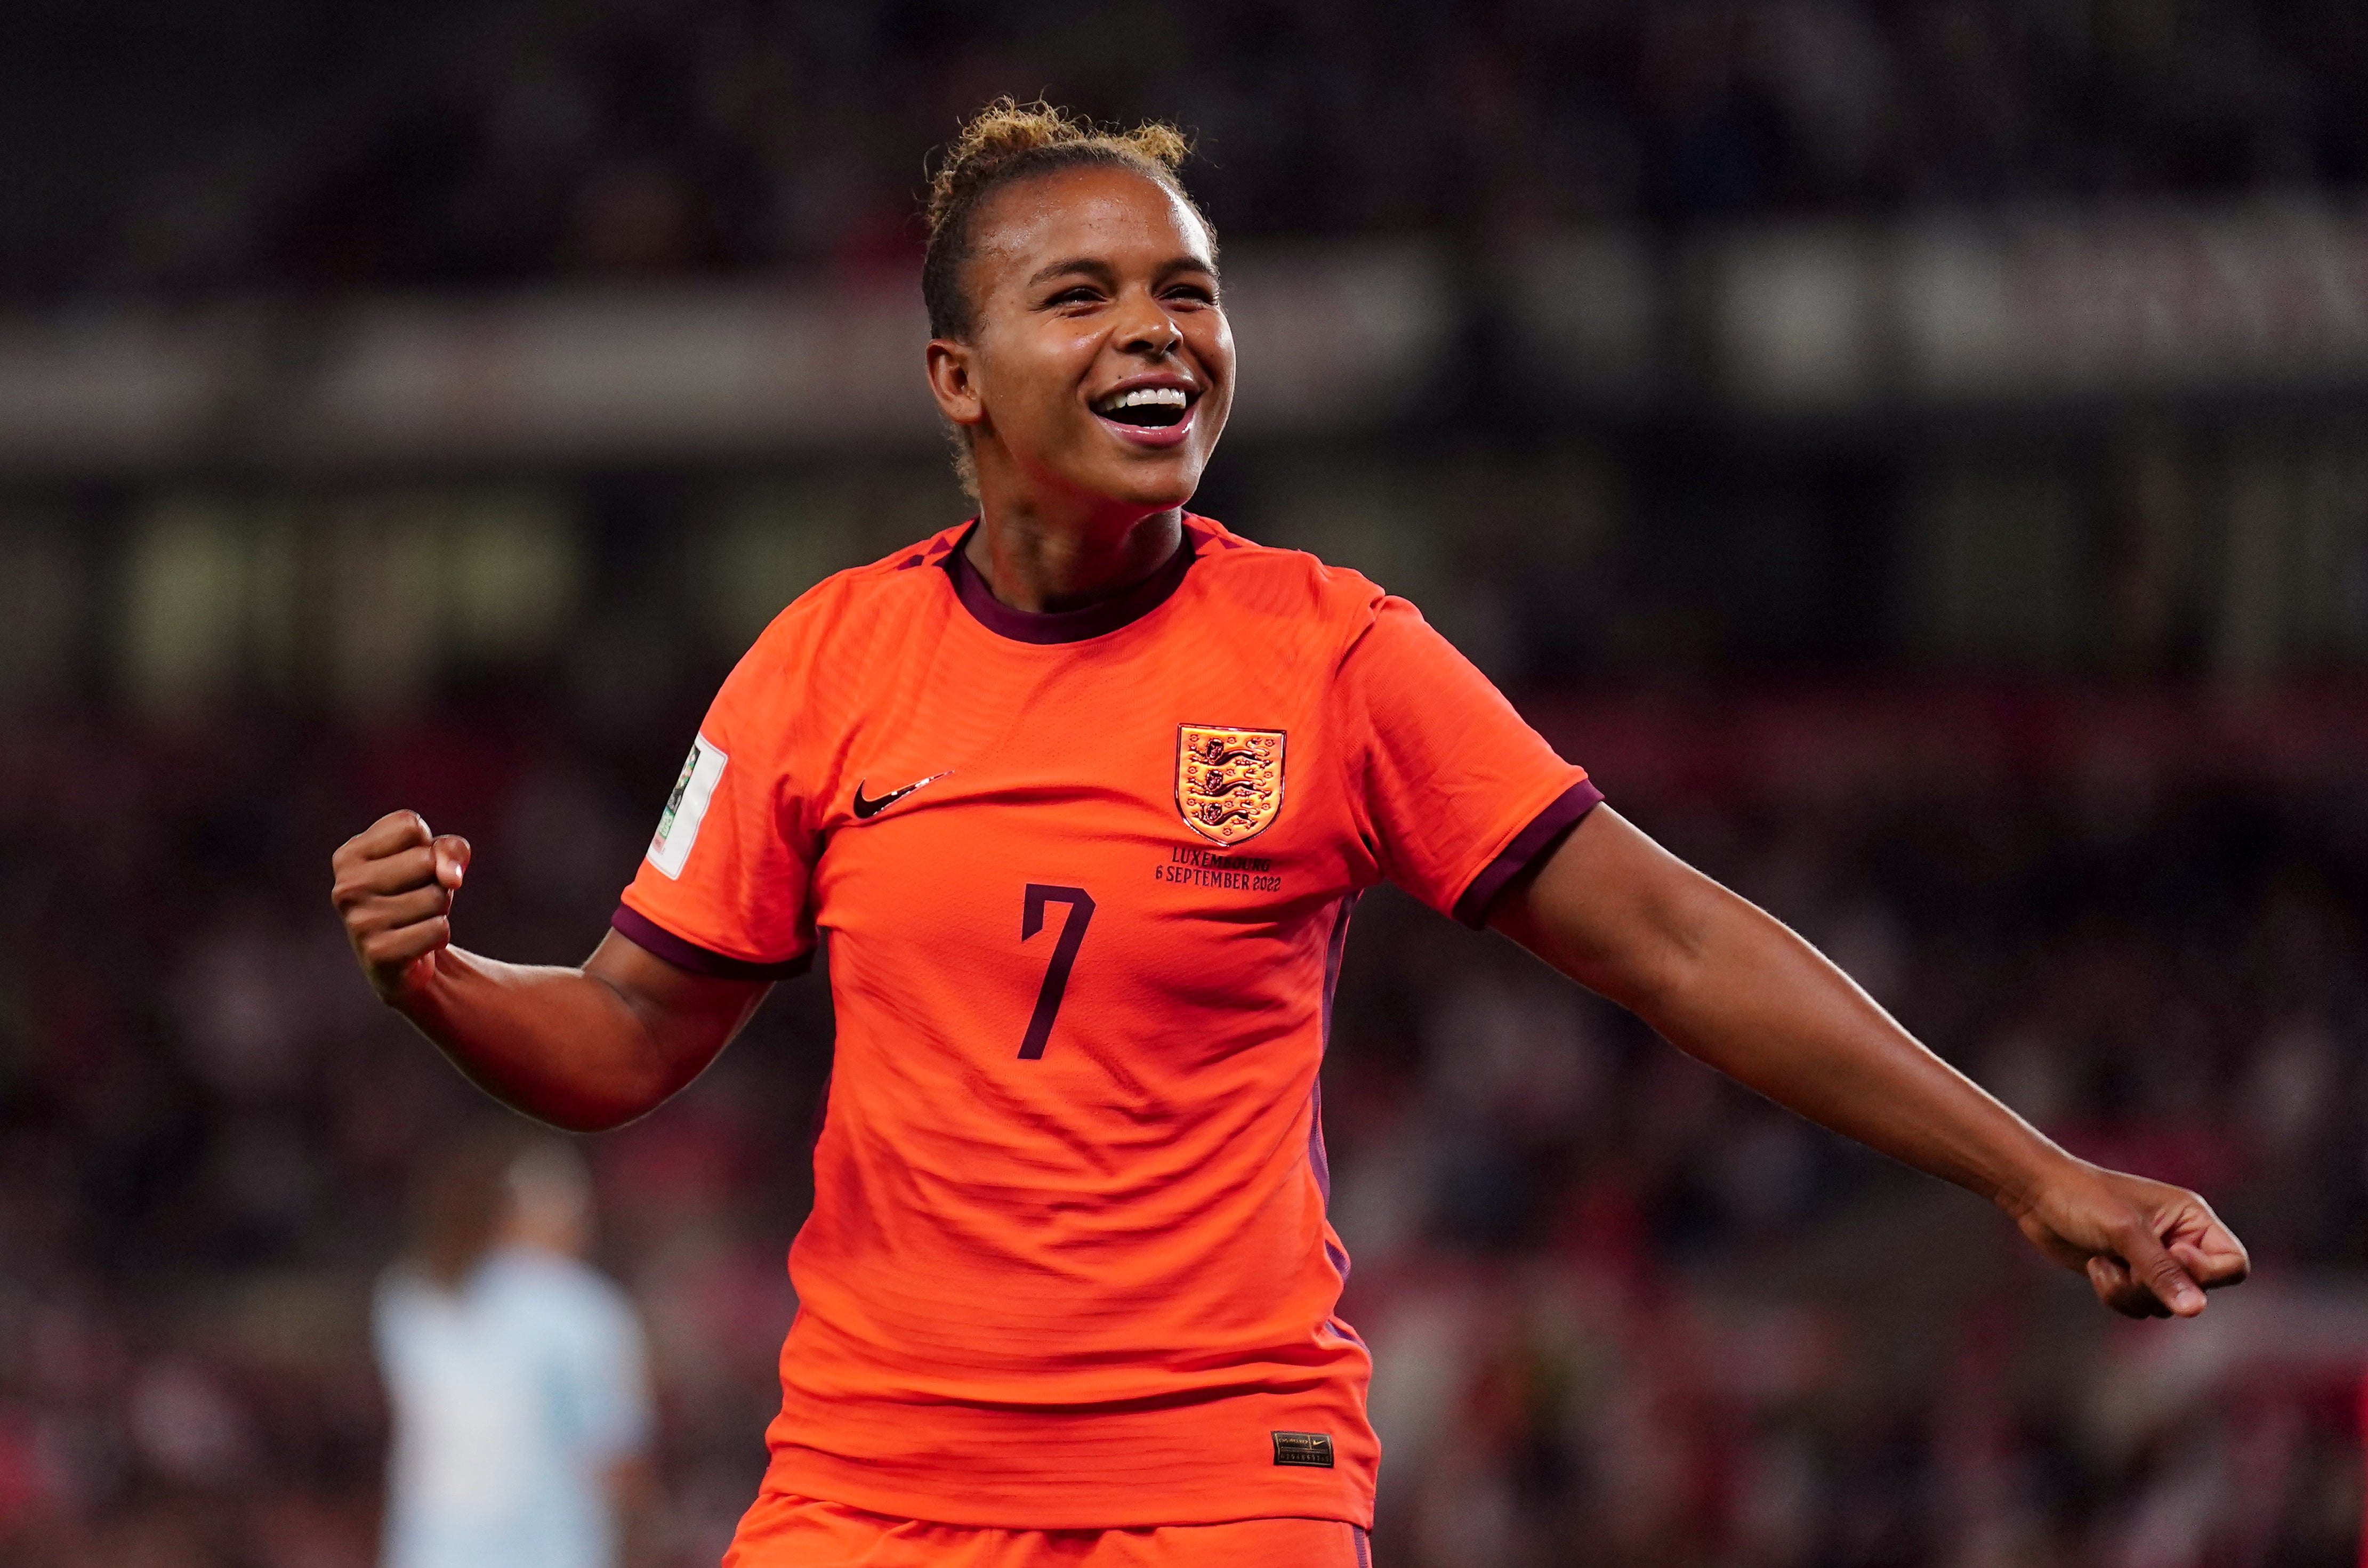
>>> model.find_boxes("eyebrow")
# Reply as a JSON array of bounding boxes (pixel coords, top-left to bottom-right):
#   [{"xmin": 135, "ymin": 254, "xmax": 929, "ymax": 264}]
[{"xmin": 1026, "ymin": 254, "xmax": 1221, "ymax": 289}]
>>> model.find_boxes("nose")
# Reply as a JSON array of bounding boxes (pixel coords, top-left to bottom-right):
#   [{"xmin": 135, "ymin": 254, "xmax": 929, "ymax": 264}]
[{"xmin": 1117, "ymin": 294, "xmax": 1183, "ymax": 357}]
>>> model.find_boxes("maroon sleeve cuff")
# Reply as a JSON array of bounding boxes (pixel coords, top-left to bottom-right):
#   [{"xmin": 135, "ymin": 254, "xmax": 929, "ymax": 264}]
[
  {"xmin": 1450, "ymin": 779, "xmax": 1606, "ymax": 929},
  {"xmin": 610, "ymin": 906, "xmax": 812, "ymax": 981}
]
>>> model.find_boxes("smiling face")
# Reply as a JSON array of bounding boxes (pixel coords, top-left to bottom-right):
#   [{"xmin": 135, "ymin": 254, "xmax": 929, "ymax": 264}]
[{"xmin": 925, "ymin": 164, "xmax": 1234, "ymax": 519}]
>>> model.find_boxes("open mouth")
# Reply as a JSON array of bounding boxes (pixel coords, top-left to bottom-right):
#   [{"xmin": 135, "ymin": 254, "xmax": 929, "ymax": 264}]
[{"xmin": 1092, "ymin": 386, "xmax": 1195, "ymax": 429}]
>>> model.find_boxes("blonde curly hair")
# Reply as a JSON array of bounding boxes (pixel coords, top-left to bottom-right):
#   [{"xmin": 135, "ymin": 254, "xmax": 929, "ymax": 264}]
[{"xmin": 920, "ymin": 98, "xmax": 1212, "ymax": 343}]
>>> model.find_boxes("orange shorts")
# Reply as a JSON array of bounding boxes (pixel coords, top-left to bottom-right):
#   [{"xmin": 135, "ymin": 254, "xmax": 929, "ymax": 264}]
[{"xmin": 723, "ymin": 1493, "xmax": 1372, "ymax": 1567}]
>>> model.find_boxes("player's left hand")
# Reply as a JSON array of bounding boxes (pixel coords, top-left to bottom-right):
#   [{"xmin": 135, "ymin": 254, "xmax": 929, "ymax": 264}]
[{"xmin": 2002, "ymin": 1160, "xmax": 2249, "ymax": 1318}]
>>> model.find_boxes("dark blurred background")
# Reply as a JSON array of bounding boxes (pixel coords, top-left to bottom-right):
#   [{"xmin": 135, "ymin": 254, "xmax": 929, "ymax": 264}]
[{"xmin": 5, "ymin": 2, "xmax": 2368, "ymax": 1564}]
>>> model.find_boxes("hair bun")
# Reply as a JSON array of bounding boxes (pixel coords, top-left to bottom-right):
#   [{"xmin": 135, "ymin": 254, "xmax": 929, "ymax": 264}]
[{"xmin": 925, "ymin": 98, "xmax": 1190, "ymax": 241}]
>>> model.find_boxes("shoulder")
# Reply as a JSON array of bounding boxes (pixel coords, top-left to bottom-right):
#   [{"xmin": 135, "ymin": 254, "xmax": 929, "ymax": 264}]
[
  {"xmin": 484, "ymin": 1250, "xmax": 640, "ymax": 1341},
  {"xmin": 743, "ymin": 526, "xmax": 967, "ymax": 658},
  {"xmin": 1181, "ymin": 516, "xmax": 1388, "ymax": 638},
  {"xmin": 372, "ymin": 1266, "xmax": 440, "ymax": 1333},
  {"xmin": 1185, "ymin": 521, "xmax": 1484, "ymax": 715},
  {"xmin": 702, "ymin": 524, "xmax": 969, "ymax": 734}
]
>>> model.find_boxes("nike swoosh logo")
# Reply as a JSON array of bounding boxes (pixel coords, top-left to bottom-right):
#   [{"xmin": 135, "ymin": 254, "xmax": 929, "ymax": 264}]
[{"xmin": 851, "ymin": 770, "xmax": 951, "ymax": 820}]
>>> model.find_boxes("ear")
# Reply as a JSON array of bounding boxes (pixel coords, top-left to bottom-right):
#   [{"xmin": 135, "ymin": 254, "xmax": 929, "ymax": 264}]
[{"xmin": 925, "ymin": 338, "xmax": 986, "ymax": 427}]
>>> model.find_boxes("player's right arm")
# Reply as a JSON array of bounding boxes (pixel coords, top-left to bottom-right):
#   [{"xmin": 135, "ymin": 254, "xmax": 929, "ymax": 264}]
[{"xmin": 329, "ymin": 810, "xmax": 769, "ymax": 1132}]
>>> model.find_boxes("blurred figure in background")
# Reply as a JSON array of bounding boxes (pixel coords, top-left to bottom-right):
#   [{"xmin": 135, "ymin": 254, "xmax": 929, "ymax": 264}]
[{"xmin": 375, "ymin": 1131, "xmax": 654, "ymax": 1568}]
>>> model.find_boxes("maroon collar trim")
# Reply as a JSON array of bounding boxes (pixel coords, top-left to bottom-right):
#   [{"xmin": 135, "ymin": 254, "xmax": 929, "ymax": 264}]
[{"xmin": 941, "ymin": 521, "xmax": 1199, "ymax": 645}]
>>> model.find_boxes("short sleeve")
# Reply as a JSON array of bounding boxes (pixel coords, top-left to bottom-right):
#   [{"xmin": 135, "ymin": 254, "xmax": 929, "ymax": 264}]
[
  {"xmin": 556, "ymin": 1278, "xmax": 653, "ymax": 1466},
  {"xmin": 1334, "ymin": 597, "xmax": 1601, "ymax": 926},
  {"xmin": 614, "ymin": 636, "xmax": 818, "ymax": 979}
]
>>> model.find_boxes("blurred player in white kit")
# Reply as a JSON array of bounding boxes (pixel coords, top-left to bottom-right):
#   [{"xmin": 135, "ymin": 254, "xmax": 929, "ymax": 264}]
[{"xmin": 374, "ymin": 1134, "xmax": 655, "ymax": 1568}]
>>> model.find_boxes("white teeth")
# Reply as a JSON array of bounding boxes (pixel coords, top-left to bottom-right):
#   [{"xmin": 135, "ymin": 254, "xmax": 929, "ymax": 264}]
[{"xmin": 1099, "ymin": 386, "xmax": 1190, "ymax": 412}]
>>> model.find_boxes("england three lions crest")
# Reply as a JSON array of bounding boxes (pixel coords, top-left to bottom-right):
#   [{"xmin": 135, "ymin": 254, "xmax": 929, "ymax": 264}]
[{"xmin": 1175, "ymin": 725, "xmax": 1286, "ymax": 845}]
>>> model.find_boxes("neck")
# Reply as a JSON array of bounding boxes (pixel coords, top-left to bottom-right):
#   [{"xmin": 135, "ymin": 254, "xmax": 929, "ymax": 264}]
[{"xmin": 964, "ymin": 498, "xmax": 1185, "ymax": 615}]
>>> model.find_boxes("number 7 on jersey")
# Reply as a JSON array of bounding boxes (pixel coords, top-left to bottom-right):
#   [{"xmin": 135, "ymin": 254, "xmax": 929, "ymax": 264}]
[{"xmin": 1018, "ymin": 884, "xmax": 1094, "ymax": 1060}]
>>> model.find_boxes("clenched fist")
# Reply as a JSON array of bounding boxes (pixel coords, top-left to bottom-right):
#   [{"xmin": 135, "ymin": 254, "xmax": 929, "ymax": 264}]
[{"xmin": 331, "ymin": 811, "xmax": 473, "ymax": 1003}]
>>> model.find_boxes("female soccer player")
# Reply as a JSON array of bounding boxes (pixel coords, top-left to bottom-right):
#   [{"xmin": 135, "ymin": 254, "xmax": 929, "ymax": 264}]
[{"xmin": 330, "ymin": 101, "xmax": 2248, "ymax": 1566}]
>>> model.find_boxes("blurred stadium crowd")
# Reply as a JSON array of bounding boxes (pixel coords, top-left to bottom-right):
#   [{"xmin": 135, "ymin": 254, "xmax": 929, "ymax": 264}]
[
  {"xmin": 66, "ymin": 0, "xmax": 2368, "ymax": 296},
  {"xmin": 3, "ymin": 682, "xmax": 2366, "ymax": 1567}
]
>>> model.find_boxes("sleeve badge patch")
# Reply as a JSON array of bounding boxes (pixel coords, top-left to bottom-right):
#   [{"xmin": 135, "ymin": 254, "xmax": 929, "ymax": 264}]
[
  {"xmin": 1174, "ymin": 725, "xmax": 1286, "ymax": 845},
  {"xmin": 648, "ymin": 734, "xmax": 728, "ymax": 879}
]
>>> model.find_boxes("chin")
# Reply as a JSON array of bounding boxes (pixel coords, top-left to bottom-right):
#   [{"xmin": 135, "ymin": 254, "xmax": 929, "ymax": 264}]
[{"xmin": 1100, "ymin": 454, "xmax": 1207, "ymax": 513}]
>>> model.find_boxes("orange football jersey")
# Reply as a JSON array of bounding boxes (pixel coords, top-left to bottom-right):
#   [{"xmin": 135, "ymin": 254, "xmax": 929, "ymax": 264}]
[{"xmin": 615, "ymin": 517, "xmax": 1598, "ymax": 1540}]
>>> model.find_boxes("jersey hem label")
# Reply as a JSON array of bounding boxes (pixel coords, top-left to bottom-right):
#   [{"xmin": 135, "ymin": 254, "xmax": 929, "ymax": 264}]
[{"xmin": 1271, "ymin": 1431, "xmax": 1335, "ymax": 1468}]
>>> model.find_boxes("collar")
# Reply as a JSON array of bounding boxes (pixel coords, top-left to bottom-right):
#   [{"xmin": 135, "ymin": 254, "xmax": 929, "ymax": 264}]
[{"xmin": 940, "ymin": 520, "xmax": 1200, "ymax": 644}]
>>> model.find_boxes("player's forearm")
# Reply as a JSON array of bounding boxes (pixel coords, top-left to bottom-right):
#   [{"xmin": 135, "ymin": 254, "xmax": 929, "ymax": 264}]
[
  {"xmin": 1498, "ymin": 809, "xmax": 2250, "ymax": 1319},
  {"xmin": 392, "ymin": 947, "xmax": 691, "ymax": 1132},
  {"xmin": 1494, "ymin": 807, "xmax": 2075, "ymax": 1212},
  {"xmin": 1621, "ymin": 890, "xmax": 2075, "ymax": 1210}
]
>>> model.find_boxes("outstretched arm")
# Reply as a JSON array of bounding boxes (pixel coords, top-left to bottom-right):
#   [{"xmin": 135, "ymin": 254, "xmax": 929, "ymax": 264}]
[
  {"xmin": 331, "ymin": 811, "xmax": 769, "ymax": 1133},
  {"xmin": 1488, "ymin": 804, "xmax": 2249, "ymax": 1319}
]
